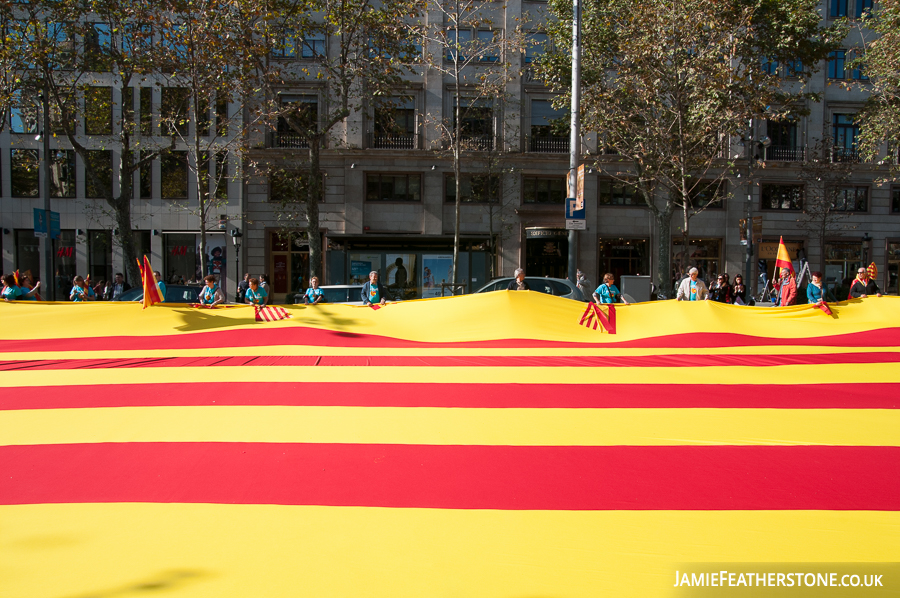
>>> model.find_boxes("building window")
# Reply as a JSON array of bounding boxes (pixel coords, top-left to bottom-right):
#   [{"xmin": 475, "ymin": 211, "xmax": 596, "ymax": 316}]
[
  {"xmin": 139, "ymin": 87, "xmax": 153, "ymax": 135},
  {"xmin": 849, "ymin": 50, "xmax": 868, "ymax": 81},
  {"xmin": 830, "ymin": 0, "xmax": 848, "ymax": 17},
  {"xmin": 10, "ymin": 149, "xmax": 39, "ymax": 197},
  {"xmin": 828, "ymin": 50, "xmax": 846, "ymax": 79},
  {"xmin": 831, "ymin": 186, "xmax": 868, "ymax": 212},
  {"xmin": 273, "ymin": 31, "xmax": 326, "ymax": 58},
  {"xmin": 855, "ymin": 0, "xmax": 873, "ymax": 17},
  {"xmin": 598, "ymin": 179, "xmax": 639, "ymax": 206},
  {"xmin": 84, "ymin": 23, "xmax": 113, "ymax": 71},
  {"xmin": 761, "ymin": 183, "xmax": 803, "ymax": 210},
  {"xmin": 161, "ymin": 151, "xmax": 188, "ymax": 199},
  {"xmin": 892, "ymin": 186, "xmax": 900, "ymax": 213},
  {"xmin": 445, "ymin": 174, "xmax": 499, "ymax": 203},
  {"xmin": 50, "ymin": 150, "xmax": 76, "ymax": 198},
  {"xmin": 765, "ymin": 119, "xmax": 804, "ymax": 161},
  {"xmin": 9, "ymin": 94, "xmax": 39, "ymax": 134},
  {"xmin": 690, "ymin": 180, "xmax": 725, "ymax": 209},
  {"xmin": 761, "ymin": 56, "xmax": 779, "ymax": 76},
  {"xmin": 164, "ymin": 233, "xmax": 199, "ymax": 283},
  {"xmin": 269, "ymin": 169, "xmax": 322, "ymax": 203},
  {"xmin": 824, "ymin": 242, "xmax": 863, "ymax": 297},
  {"xmin": 84, "ymin": 86, "xmax": 113, "ymax": 135},
  {"xmin": 85, "ymin": 150, "xmax": 113, "ymax": 199},
  {"xmin": 139, "ymin": 153, "xmax": 152, "ymax": 199},
  {"xmin": 523, "ymin": 176, "xmax": 565, "ymax": 204},
  {"xmin": 275, "ymin": 94, "xmax": 317, "ymax": 148},
  {"xmin": 529, "ymin": 99, "xmax": 568, "ymax": 153},
  {"xmin": 525, "ymin": 32, "xmax": 549, "ymax": 64},
  {"xmin": 366, "ymin": 173, "xmax": 422, "ymax": 202},
  {"xmin": 372, "ymin": 96, "xmax": 417, "ymax": 149},
  {"xmin": 160, "ymin": 87, "xmax": 191, "ymax": 136},
  {"xmin": 55, "ymin": 230, "xmax": 77, "ymax": 291},
  {"xmin": 452, "ymin": 97, "xmax": 494, "ymax": 150},
  {"xmin": 446, "ymin": 28, "xmax": 500, "ymax": 62},
  {"xmin": 832, "ymin": 113, "xmax": 860, "ymax": 162}
]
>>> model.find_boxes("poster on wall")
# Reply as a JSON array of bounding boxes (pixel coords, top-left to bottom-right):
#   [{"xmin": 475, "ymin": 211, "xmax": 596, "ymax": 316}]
[
  {"xmin": 386, "ymin": 254, "xmax": 416, "ymax": 300},
  {"xmin": 421, "ymin": 254, "xmax": 453, "ymax": 298},
  {"xmin": 206, "ymin": 238, "xmax": 227, "ymax": 278},
  {"xmin": 349, "ymin": 253, "xmax": 382, "ymax": 285}
]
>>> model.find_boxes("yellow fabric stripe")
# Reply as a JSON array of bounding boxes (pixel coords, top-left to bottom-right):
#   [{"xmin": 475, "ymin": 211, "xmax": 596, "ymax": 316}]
[
  {"xmin": 5, "ymin": 345, "xmax": 900, "ymax": 360},
  {"xmin": 4, "ymin": 362, "xmax": 900, "ymax": 388},
  {"xmin": 3, "ymin": 406, "xmax": 898, "ymax": 447},
  {"xmin": 2, "ymin": 504, "xmax": 898, "ymax": 598},
  {"xmin": 2, "ymin": 293, "xmax": 898, "ymax": 345}
]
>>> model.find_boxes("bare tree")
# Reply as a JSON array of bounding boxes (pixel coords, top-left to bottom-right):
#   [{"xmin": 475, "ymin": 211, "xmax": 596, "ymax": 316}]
[{"xmin": 419, "ymin": 0, "xmax": 527, "ymax": 285}]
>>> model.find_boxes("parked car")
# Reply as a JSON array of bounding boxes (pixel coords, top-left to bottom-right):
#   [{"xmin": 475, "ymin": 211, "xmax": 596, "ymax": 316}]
[
  {"xmin": 473, "ymin": 277, "xmax": 585, "ymax": 301},
  {"xmin": 112, "ymin": 285, "xmax": 202, "ymax": 304}
]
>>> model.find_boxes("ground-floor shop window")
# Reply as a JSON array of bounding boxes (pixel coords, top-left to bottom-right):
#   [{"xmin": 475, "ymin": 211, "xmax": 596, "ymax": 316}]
[
  {"xmin": 88, "ymin": 230, "xmax": 113, "ymax": 282},
  {"xmin": 598, "ymin": 238, "xmax": 649, "ymax": 282},
  {"xmin": 525, "ymin": 228, "xmax": 568, "ymax": 279},
  {"xmin": 757, "ymin": 239, "xmax": 804, "ymax": 287},
  {"xmin": 885, "ymin": 241, "xmax": 900, "ymax": 294},
  {"xmin": 55, "ymin": 230, "xmax": 77, "ymax": 294},
  {"xmin": 824, "ymin": 241, "xmax": 863, "ymax": 299},
  {"xmin": 164, "ymin": 233, "xmax": 199, "ymax": 283},
  {"xmin": 14, "ymin": 229, "xmax": 41, "ymax": 280},
  {"xmin": 672, "ymin": 237, "xmax": 721, "ymax": 284}
]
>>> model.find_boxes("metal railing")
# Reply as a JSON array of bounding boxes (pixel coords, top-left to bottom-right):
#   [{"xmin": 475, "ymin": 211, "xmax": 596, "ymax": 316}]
[
  {"xmin": 367, "ymin": 133, "xmax": 420, "ymax": 150},
  {"xmin": 269, "ymin": 132, "xmax": 310, "ymax": 149},
  {"xmin": 529, "ymin": 136, "xmax": 569, "ymax": 153},
  {"xmin": 832, "ymin": 147, "xmax": 862, "ymax": 163},
  {"xmin": 765, "ymin": 145, "xmax": 806, "ymax": 162},
  {"xmin": 459, "ymin": 135, "xmax": 496, "ymax": 151}
]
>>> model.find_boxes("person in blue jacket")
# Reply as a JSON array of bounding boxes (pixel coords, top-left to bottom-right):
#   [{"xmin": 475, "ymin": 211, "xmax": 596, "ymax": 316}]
[
  {"xmin": 807, "ymin": 271, "xmax": 835, "ymax": 305},
  {"xmin": 361, "ymin": 271, "xmax": 391, "ymax": 306},
  {"xmin": 593, "ymin": 273, "xmax": 628, "ymax": 304}
]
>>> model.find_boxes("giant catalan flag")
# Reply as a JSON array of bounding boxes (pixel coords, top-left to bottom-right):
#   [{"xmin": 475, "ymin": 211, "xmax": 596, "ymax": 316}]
[{"xmin": 1, "ymin": 293, "xmax": 899, "ymax": 597}]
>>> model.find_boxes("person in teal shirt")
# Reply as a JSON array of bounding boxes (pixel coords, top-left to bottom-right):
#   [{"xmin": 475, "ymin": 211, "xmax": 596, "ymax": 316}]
[
  {"xmin": 361, "ymin": 271, "xmax": 391, "ymax": 305},
  {"xmin": 806, "ymin": 271, "xmax": 835, "ymax": 305},
  {"xmin": 244, "ymin": 277, "xmax": 268, "ymax": 305},
  {"xmin": 304, "ymin": 276, "xmax": 325, "ymax": 304},
  {"xmin": 592, "ymin": 273, "xmax": 629, "ymax": 304},
  {"xmin": 2, "ymin": 275, "xmax": 41, "ymax": 301},
  {"xmin": 69, "ymin": 276, "xmax": 95, "ymax": 301},
  {"xmin": 154, "ymin": 271, "xmax": 167, "ymax": 302}
]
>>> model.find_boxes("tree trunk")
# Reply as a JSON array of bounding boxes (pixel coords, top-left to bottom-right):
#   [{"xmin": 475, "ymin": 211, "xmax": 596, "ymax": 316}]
[
  {"xmin": 116, "ymin": 149, "xmax": 142, "ymax": 286},
  {"xmin": 307, "ymin": 138, "xmax": 322, "ymax": 280}
]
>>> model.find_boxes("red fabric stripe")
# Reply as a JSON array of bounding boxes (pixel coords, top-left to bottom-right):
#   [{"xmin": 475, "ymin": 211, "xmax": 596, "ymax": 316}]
[
  {"xmin": 2, "ymin": 444, "xmax": 897, "ymax": 510},
  {"xmin": 2, "ymin": 351, "xmax": 900, "ymax": 372},
  {"xmin": 3, "ymin": 382, "xmax": 898, "ymax": 411},
  {"xmin": 2, "ymin": 327, "xmax": 900, "ymax": 353}
]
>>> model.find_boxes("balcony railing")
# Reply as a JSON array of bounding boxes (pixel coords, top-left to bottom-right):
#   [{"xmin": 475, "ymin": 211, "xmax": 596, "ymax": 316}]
[
  {"xmin": 458, "ymin": 135, "xmax": 496, "ymax": 151},
  {"xmin": 765, "ymin": 145, "xmax": 806, "ymax": 162},
  {"xmin": 269, "ymin": 132, "xmax": 310, "ymax": 149},
  {"xmin": 832, "ymin": 147, "xmax": 862, "ymax": 163},
  {"xmin": 367, "ymin": 133, "xmax": 420, "ymax": 150},
  {"xmin": 529, "ymin": 136, "xmax": 569, "ymax": 153}
]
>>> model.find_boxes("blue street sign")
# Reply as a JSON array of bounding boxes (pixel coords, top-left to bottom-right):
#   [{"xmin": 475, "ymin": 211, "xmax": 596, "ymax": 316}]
[
  {"xmin": 33, "ymin": 208, "xmax": 48, "ymax": 238},
  {"xmin": 49, "ymin": 211, "xmax": 60, "ymax": 240},
  {"xmin": 565, "ymin": 198, "xmax": 585, "ymax": 220}
]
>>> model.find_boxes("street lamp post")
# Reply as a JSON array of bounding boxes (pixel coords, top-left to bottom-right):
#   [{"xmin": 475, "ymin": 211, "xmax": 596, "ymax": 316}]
[
  {"xmin": 39, "ymin": 87, "xmax": 55, "ymax": 300},
  {"xmin": 744, "ymin": 118, "xmax": 770, "ymax": 298},
  {"xmin": 567, "ymin": 0, "xmax": 581, "ymax": 284},
  {"xmin": 231, "ymin": 228, "xmax": 242, "ymax": 301}
]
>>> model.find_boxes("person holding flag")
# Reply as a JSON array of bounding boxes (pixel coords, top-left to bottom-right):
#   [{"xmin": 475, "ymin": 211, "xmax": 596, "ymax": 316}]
[
  {"xmin": 139, "ymin": 256, "xmax": 165, "ymax": 309},
  {"xmin": 69, "ymin": 276, "xmax": 96, "ymax": 301},
  {"xmin": 773, "ymin": 237, "xmax": 797, "ymax": 306},
  {"xmin": 849, "ymin": 264, "xmax": 882, "ymax": 299}
]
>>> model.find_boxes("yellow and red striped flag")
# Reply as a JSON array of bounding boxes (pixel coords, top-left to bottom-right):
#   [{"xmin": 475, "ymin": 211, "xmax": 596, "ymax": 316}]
[
  {"xmin": 775, "ymin": 236, "xmax": 794, "ymax": 276},
  {"xmin": 141, "ymin": 255, "xmax": 164, "ymax": 309},
  {"xmin": 254, "ymin": 305, "xmax": 292, "ymax": 322},
  {"xmin": 1, "ymin": 293, "xmax": 899, "ymax": 596}
]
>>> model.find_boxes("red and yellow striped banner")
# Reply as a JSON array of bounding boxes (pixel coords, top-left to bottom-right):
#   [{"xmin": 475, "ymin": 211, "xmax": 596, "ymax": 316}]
[{"xmin": 2, "ymin": 292, "xmax": 899, "ymax": 597}]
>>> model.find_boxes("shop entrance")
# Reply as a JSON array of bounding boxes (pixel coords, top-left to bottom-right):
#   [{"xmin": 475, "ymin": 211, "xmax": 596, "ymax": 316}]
[{"xmin": 525, "ymin": 228, "xmax": 568, "ymax": 279}]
